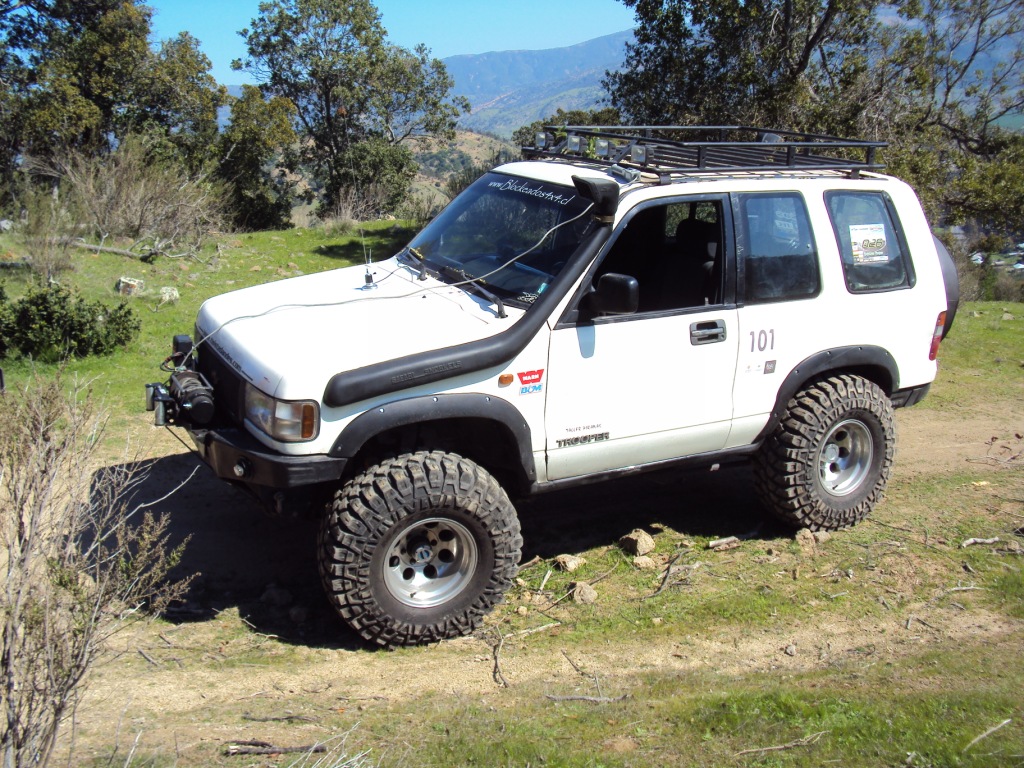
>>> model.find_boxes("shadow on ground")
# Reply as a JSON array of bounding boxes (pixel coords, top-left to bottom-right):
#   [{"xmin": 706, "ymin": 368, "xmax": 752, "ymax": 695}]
[{"xmin": 113, "ymin": 452, "xmax": 777, "ymax": 650}]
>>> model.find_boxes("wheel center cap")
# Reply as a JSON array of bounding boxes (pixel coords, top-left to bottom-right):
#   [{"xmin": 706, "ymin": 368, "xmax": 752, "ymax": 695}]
[{"xmin": 413, "ymin": 544, "xmax": 433, "ymax": 563}]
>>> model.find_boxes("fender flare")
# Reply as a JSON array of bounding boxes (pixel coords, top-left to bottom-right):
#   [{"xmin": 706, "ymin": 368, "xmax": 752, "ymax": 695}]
[
  {"xmin": 329, "ymin": 393, "xmax": 536, "ymax": 484},
  {"xmin": 754, "ymin": 345, "xmax": 900, "ymax": 443}
]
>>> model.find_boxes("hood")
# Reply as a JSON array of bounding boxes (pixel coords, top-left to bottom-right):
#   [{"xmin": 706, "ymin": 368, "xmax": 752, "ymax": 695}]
[{"xmin": 194, "ymin": 257, "xmax": 521, "ymax": 400}]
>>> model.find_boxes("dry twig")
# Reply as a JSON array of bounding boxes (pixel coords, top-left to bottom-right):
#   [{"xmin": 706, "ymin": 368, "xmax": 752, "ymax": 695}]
[
  {"xmin": 224, "ymin": 740, "xmax": 326, "ymax": 757},
  {"xmin": 734, "ymin": 730, "xmax": 828, "ymax": 757},
  {"xmin": 963, "ymin": 718, "xmax": 1011, "ymax": 752}
]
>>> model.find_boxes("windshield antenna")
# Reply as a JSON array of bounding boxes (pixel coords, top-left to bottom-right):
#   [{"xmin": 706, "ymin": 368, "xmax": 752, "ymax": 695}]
[{"xmin": 360, "ymin": 230, "xmax": 377, "ymax": 290}]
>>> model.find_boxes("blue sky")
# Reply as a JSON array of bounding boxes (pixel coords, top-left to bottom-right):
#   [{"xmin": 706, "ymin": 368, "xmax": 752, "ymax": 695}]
[{"xmin": 147, "ymin": 0, "xmax": 637, "ymax": 84}]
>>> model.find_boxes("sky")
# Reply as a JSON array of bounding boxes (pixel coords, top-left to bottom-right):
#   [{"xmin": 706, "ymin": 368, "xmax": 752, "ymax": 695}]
[{"xmin": 147, "ymin": 0, "xmax": 637, "ymax": 84}]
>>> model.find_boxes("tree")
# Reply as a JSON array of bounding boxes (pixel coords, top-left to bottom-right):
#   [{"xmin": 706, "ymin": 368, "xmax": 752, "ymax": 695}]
[
  {"xmin": 235, "ymin": 0, "xmax": 468, "ymax": 215},
  {"xmin": 1, "ymin": 1, "xmax": 227, "ymax": 203},
  {"xmin": 605, "ymin": 0, "xmax": 879, "ymax": 131},
  {"xmin": 607, "ymin": 0, "xmax": 1024, "ymax": 237},
  {"xmin": 217, "ymin": 85, "xmax": 298, "ymax": 230}
]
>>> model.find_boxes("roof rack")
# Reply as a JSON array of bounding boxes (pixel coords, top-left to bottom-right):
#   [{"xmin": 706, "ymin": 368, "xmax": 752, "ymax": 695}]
[{"xmin": 521, "ymin": 125, "xmax": 886, "ymax": 179}]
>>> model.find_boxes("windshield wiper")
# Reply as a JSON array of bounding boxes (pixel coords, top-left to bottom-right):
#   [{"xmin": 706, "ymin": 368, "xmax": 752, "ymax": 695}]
[{"xmin": 440, "ymin": 265, "xmax": 507, "ymax": 319}]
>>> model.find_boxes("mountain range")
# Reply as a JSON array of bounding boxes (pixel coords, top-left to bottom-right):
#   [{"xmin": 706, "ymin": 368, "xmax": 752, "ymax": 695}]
[
  {"xmin": 442, "ymin": 29, "xmax": 632, "ymax": 138},
  {"xmin": 224, "ymin": 30, "xmax": 632, "ymax": 140}
]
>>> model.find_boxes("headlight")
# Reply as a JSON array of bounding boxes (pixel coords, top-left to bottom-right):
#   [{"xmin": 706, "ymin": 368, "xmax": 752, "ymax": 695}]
[{"xmin": 244, "ymin": 384, "xmax": 319, "ymax": 442}]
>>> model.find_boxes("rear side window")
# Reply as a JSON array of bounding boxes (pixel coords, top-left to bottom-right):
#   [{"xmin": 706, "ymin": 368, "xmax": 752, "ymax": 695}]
[
  {"xmin": 826, "ymin": 191, "xmax": 914, "ymax": 292},
  {"xmin": 736, "ymin": 193, "xmax": 819, "ymax": 304}
]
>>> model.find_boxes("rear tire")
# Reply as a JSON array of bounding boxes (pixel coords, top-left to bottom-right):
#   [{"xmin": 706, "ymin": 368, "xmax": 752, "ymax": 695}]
[
  {"xmin": 755, "ymin": 374, "xmax": 895, "ymax": 530},
  {"xmin": 318, "ymin": 451, "xmax": 522, "ymax": 647}
]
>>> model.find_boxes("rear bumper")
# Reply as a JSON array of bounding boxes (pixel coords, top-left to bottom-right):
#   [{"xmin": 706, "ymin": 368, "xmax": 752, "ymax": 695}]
[{"xmin": 188, "ymin": 427, "xmax": 347, "ymax": 489}]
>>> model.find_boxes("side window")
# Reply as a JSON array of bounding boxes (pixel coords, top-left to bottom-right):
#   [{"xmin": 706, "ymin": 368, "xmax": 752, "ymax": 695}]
[
  {"xmin": 826, "ymin": 191, "xmax": 913, "ymax": 292},
  {"xmin": 737, "ymin": 193, "xmax": 819, "ymax": 303},
  {"xmin": 597, "ymin": 199, "xmax": 724, "ymax": 313}
]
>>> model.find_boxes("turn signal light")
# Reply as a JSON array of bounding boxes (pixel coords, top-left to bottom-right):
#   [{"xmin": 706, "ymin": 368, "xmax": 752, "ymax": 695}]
[{"xmin": 929, "ymin": 311, "xmax": 946, "ymax": 360}]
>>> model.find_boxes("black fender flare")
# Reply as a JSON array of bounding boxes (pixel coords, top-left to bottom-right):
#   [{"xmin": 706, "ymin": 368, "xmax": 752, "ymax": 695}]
[
  {"xmin": 329, "ymin": 393, "xmax": 536, "ymax": 484},
  {"xmin": 754, "ymin": 346, "xmax": 900, "ymax": 443}
]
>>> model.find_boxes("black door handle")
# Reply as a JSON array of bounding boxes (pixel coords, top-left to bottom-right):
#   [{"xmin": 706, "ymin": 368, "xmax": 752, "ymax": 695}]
[{"xmin": 690, "ymin": 320, "xmax": 726, "ymax": 345}]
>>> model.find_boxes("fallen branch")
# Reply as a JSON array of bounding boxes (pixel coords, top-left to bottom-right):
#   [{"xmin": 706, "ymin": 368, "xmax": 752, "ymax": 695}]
[
  {"xmin": 644, "ymin": 555, "xmax": 702, "ymax": 601},
  {"xmin": 734, "ymin": 730, "xmax": 828, "ymax": 757},
  {"xmin": 224, "ymin": 740, "xmax": 326, "ymax": 756},
  {"xmin": 960, "ymin": 537, "xmax": 999, "ymax": 548},
  {"xmin": 963, "ymin": 718, "xmax": 1011, "ymax": 752},
  {"xmin": 491, "ymin": 631, "xmax": 509, "ymax": 688},
  {"xmin": 545, "ymin": 694, "xmax": 629, "ymax": 704},
  {"xmin": 512, "ymin": 622, "xmax": 560, "ymax": 638},
  {"xmin": 242, "ymin": 714, "xmax": 318, "ymax": 724}
]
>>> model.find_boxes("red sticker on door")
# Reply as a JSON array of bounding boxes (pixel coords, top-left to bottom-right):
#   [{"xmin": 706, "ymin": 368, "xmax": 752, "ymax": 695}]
[{"xmin": 517, "ymin": 369, "xmax": 544, "ymax": 385}]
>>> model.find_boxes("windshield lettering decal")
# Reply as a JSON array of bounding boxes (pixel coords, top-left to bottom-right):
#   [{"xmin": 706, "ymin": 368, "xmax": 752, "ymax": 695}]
[{"xmin": 487, "ymin": 179, "xmax": 576, "ymax": 206}]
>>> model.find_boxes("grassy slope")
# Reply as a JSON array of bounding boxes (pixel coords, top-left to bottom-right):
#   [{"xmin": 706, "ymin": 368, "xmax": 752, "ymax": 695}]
[{"xmin": 3, "ymin": 231, "xmax": 1022, "ymax": 767}]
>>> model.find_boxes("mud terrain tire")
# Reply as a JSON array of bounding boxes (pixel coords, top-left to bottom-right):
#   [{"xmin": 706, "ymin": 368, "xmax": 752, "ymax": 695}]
[
  {"xmin": 755, "ymin": 374, "xmax": 895, "ymax": 530},
  {"xmin": 319, "ymin": 451, "xmax": 522, "ymax": 647}
]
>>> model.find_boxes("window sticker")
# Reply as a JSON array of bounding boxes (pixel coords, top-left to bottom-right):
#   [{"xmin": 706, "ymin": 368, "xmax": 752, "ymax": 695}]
[{"xmin": 849, "ymin": 224, "xmax": 888, "ymax": 264}]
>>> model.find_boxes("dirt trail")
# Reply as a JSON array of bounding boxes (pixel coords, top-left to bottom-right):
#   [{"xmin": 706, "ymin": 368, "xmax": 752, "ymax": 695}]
[{"xmin": 73, "ymin": 403, "xmax": 1023, "ymax": 761}]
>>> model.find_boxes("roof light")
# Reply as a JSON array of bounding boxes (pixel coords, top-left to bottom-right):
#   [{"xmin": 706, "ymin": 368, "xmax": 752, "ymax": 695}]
[
  {"xmin": 535, "ymin": 131, "xmax": 554, "ymax": 149},
  {"xmin": 629, "ymin": 144, "xmax": 648, "ymax": 165},
  {"xmin": 567, "ymin": 135, "xmax": 586, "ymax": 154},
  {"xmin": 595, "ymin": 139, "xmax": 611, "ymax": 159}
]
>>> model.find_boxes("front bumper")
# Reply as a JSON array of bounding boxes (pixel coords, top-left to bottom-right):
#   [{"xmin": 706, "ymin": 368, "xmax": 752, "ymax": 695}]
[{"xmin": 188, "ymin": 426, "xmax": 347, "ymax": 489}]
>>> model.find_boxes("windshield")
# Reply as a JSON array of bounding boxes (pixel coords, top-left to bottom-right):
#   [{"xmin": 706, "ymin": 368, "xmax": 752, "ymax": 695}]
[{"xmin": 406, "ymin": 171, "xmax": 594, "ymax": 306}]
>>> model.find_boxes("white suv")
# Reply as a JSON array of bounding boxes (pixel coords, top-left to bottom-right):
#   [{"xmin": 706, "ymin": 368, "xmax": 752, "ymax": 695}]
[{"xmin": 147, "ymin": 126, "xmax": 958, "ymax": 647}]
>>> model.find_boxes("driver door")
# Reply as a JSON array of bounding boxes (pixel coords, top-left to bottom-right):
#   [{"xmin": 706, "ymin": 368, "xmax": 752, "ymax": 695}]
[{"xmin": 543, "ymin": 197, "xmax": 739, "ymax": 480}]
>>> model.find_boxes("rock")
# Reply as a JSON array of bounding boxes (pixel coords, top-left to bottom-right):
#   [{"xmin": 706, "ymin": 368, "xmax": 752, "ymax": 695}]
[
  {"xmin": 1002, "ymin": 312, "xmax": 1015, "ymax": 321},
  {"xmin": 115, "ymin": 276, "xmax": 144, "ymax": 296},
  {"xmin": 158, "ymin": 286, "xmax": 179, "ymax": 304},
  {"xmin": 812, "ymin": 530, "xmax": 831, "ymax": 544},
  {"xmin": 795, "ymin": 528, "xmax": 816, "ymax": 555},
  {"xmin": 554, "ymin": 554, "xmax": 586, "ymax": 573},
  {"xmin": 619, "ymin": 528, "xmax": 655, "ymax": 556},
  {"xmin": 571, "ymin": 582, "xmax": 598, "ymax": 604},
  {"xmin": 632, "ymin": 555, "xmax": 657, "ymax": 570},
  {"xmin": 784, "ymin": 644, "xmax": 797, "ymax": 657}
]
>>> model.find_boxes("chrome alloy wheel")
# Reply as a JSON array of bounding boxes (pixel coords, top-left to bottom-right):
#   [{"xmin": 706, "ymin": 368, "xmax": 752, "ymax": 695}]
[
  {"xmin": 382, "ymin": 517, "xmax": 479, "ymax": 608},
  {"xmin": 817, "ymin": 418, "xmax": 874, "ymax": 497}
]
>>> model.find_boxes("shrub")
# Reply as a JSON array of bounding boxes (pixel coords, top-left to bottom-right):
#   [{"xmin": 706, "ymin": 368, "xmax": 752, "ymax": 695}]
[
  {"xmin": 1, "ymin": 284, "xmax": 140, "ymax": 362},
  {"xmin": 0, "ymin": 374, "xmax": 193, "ymax": 767}
]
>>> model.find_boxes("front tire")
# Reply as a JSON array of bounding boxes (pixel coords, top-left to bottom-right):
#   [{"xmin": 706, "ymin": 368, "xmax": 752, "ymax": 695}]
[
  {"xmin": 755, "ymin": 374, "xmax": 895, "ymax": 530},
  {"xmin": 318, "ymin": 451, "xmax": 522, "ymax": 647}
]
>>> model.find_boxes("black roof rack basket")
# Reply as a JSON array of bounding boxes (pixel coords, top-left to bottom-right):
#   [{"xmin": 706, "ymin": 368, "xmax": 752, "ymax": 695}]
[{"xmin": 522, "ymin": 125, "xmax": 886, "ymax": 178}]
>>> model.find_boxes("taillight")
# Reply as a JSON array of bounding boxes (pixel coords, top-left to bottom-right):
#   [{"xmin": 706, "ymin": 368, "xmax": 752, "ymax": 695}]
[{"xmin": 929, "ymin": 311, "xmax": 946, "ymax": 360}]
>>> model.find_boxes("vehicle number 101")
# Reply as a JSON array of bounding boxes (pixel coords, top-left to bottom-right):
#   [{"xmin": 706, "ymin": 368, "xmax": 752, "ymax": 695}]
[{"xmin": 750, "ymin": 329, "xmax": 775, "ymax": 352}]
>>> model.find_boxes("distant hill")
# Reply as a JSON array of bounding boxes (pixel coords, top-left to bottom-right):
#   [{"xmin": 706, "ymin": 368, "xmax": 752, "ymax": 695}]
[{"xmin": 443, "ymin": 30, "xmax": 632, "ymax": 138}]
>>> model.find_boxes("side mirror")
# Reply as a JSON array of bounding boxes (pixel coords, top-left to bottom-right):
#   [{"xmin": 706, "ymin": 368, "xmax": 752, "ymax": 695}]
[{"xmin": 583, "ymin": 273, "xmax": 639, "ymax": 316}]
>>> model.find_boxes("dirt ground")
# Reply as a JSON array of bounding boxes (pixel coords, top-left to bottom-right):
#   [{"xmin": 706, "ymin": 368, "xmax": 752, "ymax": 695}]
[{"xmin": 70, "ymin": 402, "xmax": 1024, "ymax": 763}]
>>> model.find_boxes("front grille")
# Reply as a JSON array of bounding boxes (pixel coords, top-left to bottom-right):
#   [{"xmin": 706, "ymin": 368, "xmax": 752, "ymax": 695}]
[{"xmin": 196, "ymin": 345, "xmax": 246, "ymax": 426}]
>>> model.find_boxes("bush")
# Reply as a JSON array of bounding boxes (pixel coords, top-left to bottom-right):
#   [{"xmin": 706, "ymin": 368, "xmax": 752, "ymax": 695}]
[
  {"xmin": 0, "ymin": 284, "xmax": 12, "ymax": 358},
  {"xmin": 0, "ymin": 374, "xmax": 193, "ymax": 767},
  {"xmin": 0, "ymin": 284, "xmax": 140, "ymax": 362}
]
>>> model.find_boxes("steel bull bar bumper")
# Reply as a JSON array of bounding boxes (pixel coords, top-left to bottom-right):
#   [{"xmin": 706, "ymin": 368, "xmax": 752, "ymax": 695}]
[{"xmin": 188, "ymin": 427, "xmax": 347, "ymax": 489}]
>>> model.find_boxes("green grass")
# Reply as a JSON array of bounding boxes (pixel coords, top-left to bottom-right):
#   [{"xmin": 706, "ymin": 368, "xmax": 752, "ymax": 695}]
[
  {"xmin": 4, "ymin": 230, "xmax": 1023, "ymax": 767},
  {"xmin": 0, "ymin": 223, "xmax": 408, "ymax": 447}
]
